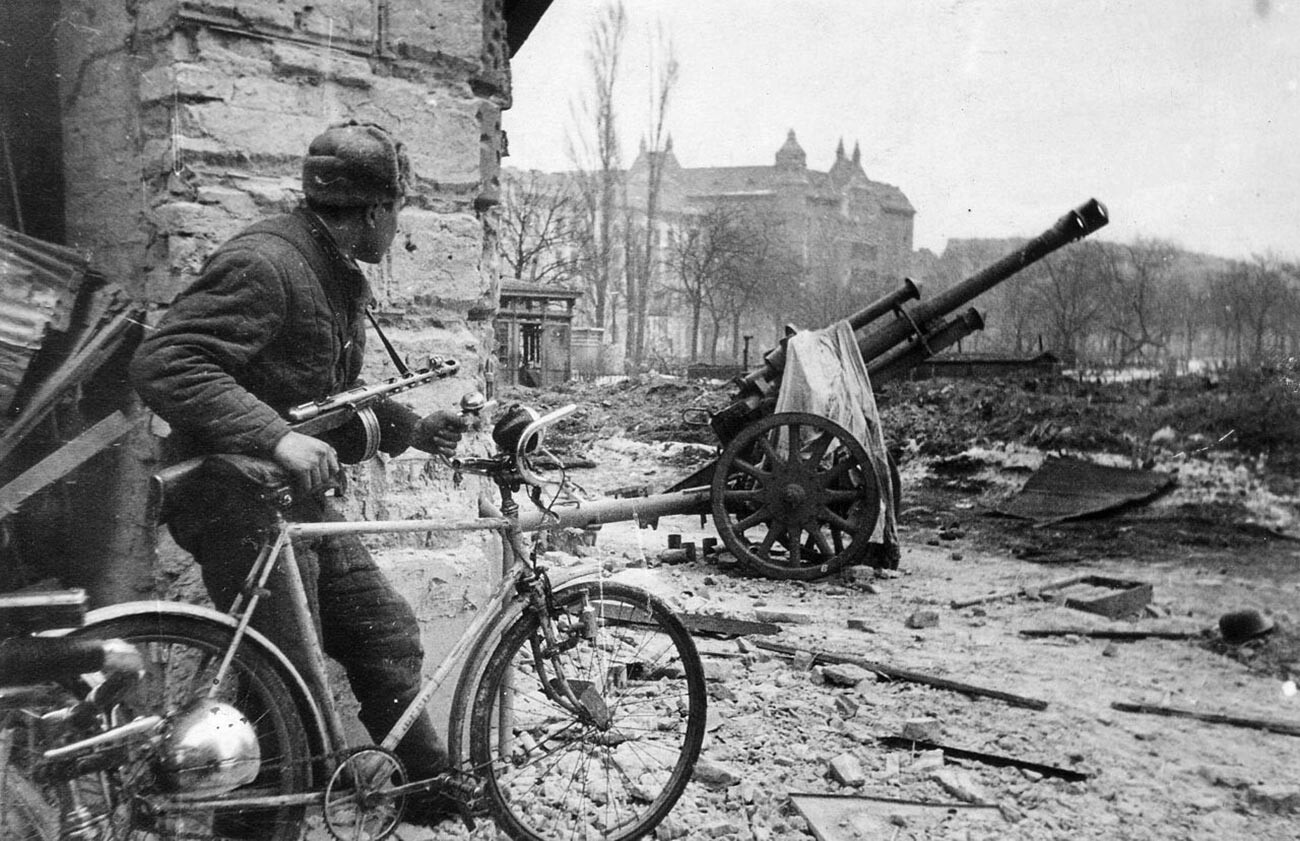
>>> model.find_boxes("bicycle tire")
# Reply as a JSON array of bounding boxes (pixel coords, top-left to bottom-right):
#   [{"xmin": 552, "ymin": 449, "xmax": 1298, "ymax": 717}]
[
  {"xmin": 469, "ymin": 581, "xmax": 706, "ymax": 841},
  {"xmin": 70, "ymin": 614, "xmax": 313, "ymax": 841},
  {"xmin": 0, "ymin": 764, "xmax": 58, "ymax": 841}
]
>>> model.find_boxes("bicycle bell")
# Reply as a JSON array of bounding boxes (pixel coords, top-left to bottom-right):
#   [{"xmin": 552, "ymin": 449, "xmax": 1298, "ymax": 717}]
[{"xmin": 157, "ymin": 699, "xmax": 261, "ymax": 795}]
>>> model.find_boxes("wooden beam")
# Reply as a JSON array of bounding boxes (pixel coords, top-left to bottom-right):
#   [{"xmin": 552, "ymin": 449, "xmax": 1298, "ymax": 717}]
[
  {"xmin": 754, "ymin": 639, "xmax": 1049, "ymax": 711},
  {"xmin": 0, "ymin": 410, "xmax": 139, "ymax": 517},
  {"xmin": 1020, "ymin": 628, "xmax": 1201, "ymax": 640},
  {"xmin": 1112, "ymin": 701, "xmax": 1300, "ymax": 737}
]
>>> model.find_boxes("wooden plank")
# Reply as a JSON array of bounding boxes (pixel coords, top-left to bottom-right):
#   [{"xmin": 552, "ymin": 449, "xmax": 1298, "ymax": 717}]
[
  {"xmin": 951, "ymin": 572, "xmax": 1090, "ymax": 609},
  {"xmin": 0, "ymin": 410, "xmax": 138, "ymax": 517},
  {"xmin": 754, "ymin": 639, "xmax": 1049, "ymax": 711},
  {"xmin": 1112, "ymin": 701, "xmax": 1300, "ymax": 737},
  {"xmin": 1020, "ymin": 628, "xmax": 1201, "ymax": 640},
  {"xmin": 878, "ymin": 736, "xmax": 1089, "ymax": 781},
  {"xmin": 0, "ymin": 308, "xmax": 136, "ymax": 466}
]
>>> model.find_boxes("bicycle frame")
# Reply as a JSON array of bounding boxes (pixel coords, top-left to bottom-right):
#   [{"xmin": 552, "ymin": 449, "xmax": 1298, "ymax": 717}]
[{"xmin": 128, "ymin": 490, "xmax": 605, "ymax": 817}]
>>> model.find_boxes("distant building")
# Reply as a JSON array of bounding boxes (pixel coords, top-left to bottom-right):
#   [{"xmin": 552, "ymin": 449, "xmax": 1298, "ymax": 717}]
[{"xmin": 504, "ymin": 129, "xmax": 916, "ymax": 369}]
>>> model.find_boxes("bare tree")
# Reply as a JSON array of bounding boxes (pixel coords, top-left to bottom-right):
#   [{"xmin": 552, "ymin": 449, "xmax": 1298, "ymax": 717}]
[
  {"xmin": 623, "ymin": 26, "xmax": 679, "ymax": 367},
  {"xmin": 666, "ymin": 203, "xmax": 748, "ymax": 361},
  {"xmin": 1029, "ymin": 240, "xmax": 1112, "ymax": 364},
  {"xmin": 1096, "ymin": 238, "xmax": 1178, "ymax": 365},
  {"xmin": 565, "ymin": 2, "xmax": 627, "ymax": 339},
  {"xmin": 498, "ymin": 169, "xmax": 579, "ymax": 285}
]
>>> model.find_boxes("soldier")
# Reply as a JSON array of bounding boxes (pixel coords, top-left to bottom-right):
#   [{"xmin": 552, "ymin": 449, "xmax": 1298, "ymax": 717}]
[{"xmin": 130, "ymin": 120, "xmax": 466, "ymax": 826}]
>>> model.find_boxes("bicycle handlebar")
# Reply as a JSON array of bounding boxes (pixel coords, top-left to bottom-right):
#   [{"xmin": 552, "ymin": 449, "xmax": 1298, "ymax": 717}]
[{"xmin": 453, "ymin": 403, "xmax": 577, "ymax": 487}]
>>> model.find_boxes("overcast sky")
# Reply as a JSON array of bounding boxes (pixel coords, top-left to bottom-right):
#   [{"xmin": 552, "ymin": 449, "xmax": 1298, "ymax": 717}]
[{"xmin": 506, "ymin": 0, "xmax": 1299, "ymax": 261}]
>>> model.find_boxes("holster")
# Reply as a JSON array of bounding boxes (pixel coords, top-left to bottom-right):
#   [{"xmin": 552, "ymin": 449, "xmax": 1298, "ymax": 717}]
[{"xmin": 151, "ymin": 454, "xmax": 294, "ymax": 528}]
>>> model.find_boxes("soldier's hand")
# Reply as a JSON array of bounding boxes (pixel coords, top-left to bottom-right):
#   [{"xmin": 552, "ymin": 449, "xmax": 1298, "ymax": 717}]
[
  {"xmin": 411, "ymin": 409, "xmax": 469, "ymax": 458},
  {"xmin": 273, "ymin": 431, "xmax": 339, "ymax": 493}
]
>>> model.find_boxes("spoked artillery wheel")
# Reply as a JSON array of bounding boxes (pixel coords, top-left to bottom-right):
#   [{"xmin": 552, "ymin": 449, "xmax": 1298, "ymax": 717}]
[{"xmin": 711, "ymin": 412, "xmax": 881, "ymax": 580}]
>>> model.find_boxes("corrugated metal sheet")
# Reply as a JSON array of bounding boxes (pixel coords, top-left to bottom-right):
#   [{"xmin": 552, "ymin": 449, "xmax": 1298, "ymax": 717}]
[
  {"xmin": 995, "ymin": 455, "xmax": 1175, "ymax": 524},
  {"xmin": 0, "ymin": 226, "xmax": 91, "ymax": 414}
]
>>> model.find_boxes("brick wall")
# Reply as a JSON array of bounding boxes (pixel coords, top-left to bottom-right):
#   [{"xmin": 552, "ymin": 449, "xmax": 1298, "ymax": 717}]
[{"xmin": 54, "ymin": 0, "xmax": 509, "ymax": 728}]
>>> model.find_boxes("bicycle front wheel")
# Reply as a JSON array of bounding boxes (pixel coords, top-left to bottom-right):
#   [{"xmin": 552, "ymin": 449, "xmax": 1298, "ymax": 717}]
[
  {"xmin": 469, "ymin": 580, "xmax": 706, "ymax": 841},
  {"xmin": 71, "ymin": 614, "xmax": 313, "ymax": 841}
]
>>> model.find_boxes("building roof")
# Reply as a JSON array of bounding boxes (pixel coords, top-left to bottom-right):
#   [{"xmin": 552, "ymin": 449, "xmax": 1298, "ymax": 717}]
[{"xmin": 499, "ymin": 280, "xmax": 582, "ymax": 300}]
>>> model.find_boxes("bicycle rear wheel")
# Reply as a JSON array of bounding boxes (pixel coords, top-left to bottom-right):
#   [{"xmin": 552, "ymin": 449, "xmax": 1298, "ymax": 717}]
[
  {"xmin": 469, "ymin": 580, "xmax": 706, "ymax": 841},
  {"xmin": 71, "ymin": 614, "xmax": 312, "ymax": 841}
]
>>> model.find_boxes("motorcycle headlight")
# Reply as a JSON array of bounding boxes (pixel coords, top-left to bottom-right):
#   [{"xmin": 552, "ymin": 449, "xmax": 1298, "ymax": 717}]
[{"xmin": 158, "ymin": 700, "xmax": 260, "ymax": 796}]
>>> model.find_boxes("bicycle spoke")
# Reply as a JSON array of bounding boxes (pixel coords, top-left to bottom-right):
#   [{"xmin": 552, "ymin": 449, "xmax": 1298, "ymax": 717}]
[{"xmin": 471, "ymin": 582, "xmax": 706, "ymax": 841}]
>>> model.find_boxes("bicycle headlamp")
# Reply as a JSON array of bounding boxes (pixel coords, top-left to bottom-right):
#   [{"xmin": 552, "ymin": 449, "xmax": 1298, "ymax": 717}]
[
  {"xmin": 492, "ymin": 404, "xmax": 543, "ymax": 456},
  {"xmin": 157, "ymin": 700, "xmax": 260, "ymax": 795}
]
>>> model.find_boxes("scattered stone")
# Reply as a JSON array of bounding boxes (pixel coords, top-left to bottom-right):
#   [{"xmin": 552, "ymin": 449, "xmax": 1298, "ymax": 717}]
[
  {"xmin": 1150, "ymin": 425, "xmax": 1178, "ymax": 446},
  {"xmin": 999, "ymin": 801, "xmax": 1026, "ymax": 823},
  {"xmin": 905, "ymin": 609, "xmax": 941, "ymax": 629},
  {"xmin": 950, "ymin": 551, "xmax": 964, "ymax": 561},
  {"xmin": 692, "ymin": 758, "xmax": 742, "ymax": 788},
  {"xmin": 755, "ymin": 608, "xmax": 815, "ymax": 624},
  {"xmin": 1020, "ymin": 768, "xmax": 1044, "ymax": 783},
  {"xmin": 932, "ymin": 767, "xmax": 991, "ymax": 804},
  {"xmin": 703, "ymin": 819, "xmax": 745, "ymax": 837},
  {"xmin": 1246, "ymin": 784, "xmax": 1300, "ymax": 815},
  {"xmin": 822, "ymin": 662, "xmax": 870, "ymax": 687},
  {"xmin": 654, "ymin": 814, "xmax": 689, "ymax": 839},
  {"xmin": 900, "ymin": 717, "xmax": 942, "ymax": 742},
  {"xmin": 834, "ymin": 694, "xmax": 860, "ymax": 718},
  {"xmin": 909, "ymin": 749, "xmax": 945, "ymax": 773},
  {"xmin": 846, "ymin": 617, "xmax": 876, "ymax": 631},
  {"xmin": 880, "ymin": 753, "xmax": 901, "ymax": 778},
  {"xmin": 1102, "ymin": 641, "xmax": 1119, "ymax": 657},
  {"xmin": 735, "ymin": 782, "xmax": 757, "ymax": 804},
  {"xmin": 1197, "ymin": 765, "xmax": 1255, "ymax": 789},
  {"xmin": 791, "ymin": 650, "xmax": 816, "ymax": 671},
  {"xmin": 829, "ymin": 753, "xmax": 866, "ymax": 787}
]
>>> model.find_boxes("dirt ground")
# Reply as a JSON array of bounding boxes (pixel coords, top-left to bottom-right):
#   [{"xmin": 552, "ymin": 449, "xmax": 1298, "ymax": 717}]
[{"xmin": 414, "ymin": 373, "xmax": 1300, "ymax": 841}]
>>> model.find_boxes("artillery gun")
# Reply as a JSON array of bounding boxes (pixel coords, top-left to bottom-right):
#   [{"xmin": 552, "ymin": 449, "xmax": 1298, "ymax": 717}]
[{"xmin": 517, "ymin": 199, "xmax": 1109, "ymax": 580}]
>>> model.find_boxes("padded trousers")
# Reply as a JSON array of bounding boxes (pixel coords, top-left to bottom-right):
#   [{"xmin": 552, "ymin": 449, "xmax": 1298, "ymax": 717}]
[{"xmin": 170, "ymin": 490, "xmax": 447, "ymax": 781}]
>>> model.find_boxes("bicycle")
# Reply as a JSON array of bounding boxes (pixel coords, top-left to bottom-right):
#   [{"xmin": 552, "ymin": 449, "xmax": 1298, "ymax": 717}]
[{"xmin": 42, "ymin": 402, "xmax": 707, "ymax": 841}]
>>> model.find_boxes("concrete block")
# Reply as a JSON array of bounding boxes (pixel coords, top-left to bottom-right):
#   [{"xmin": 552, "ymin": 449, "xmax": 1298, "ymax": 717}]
[
  {"xmin": 692, "ymin": 758, "xmax": 741, "ymax": 788},
  {"xmin": 388, "ymin": 0, "xmax": 484, "ymax": 64},
  {"xmin": 900, "ymin": 717, "xmax": 942, "ymax": 742},
  {"xmin": 822, "ymin": 662, "xmax": 870, "ymax": 687},
  {"xmin": 905, "ymin": 609, "xmax": 941, "ymax": 629},
  {"xmin": 828, "ymin": 753, "xmax": 865, "ymax": 787}
]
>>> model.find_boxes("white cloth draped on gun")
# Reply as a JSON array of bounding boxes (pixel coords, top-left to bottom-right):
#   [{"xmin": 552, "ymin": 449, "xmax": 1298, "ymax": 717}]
[{"xmin": 773, "ymin": 319, "xmax": 897, "ymax": 552}]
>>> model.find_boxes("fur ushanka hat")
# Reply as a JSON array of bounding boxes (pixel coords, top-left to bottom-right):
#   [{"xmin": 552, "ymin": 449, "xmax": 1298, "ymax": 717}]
[{"xmin": 302, "ymin": 120, "xmax": 410, "ymax": 207}]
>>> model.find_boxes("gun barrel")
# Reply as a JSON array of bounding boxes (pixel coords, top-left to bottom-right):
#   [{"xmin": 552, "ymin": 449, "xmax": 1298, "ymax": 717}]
[
  {"xmin": 867, "ymin": 308, "xmax": 985, "ymax": 385},
  {"xmin": 848, "ymin": 277, "xmax": 922, "ymax": 333},
  {"xmin": 858, "ymin": 198, "xmax": 1107, "ymax": 363}
]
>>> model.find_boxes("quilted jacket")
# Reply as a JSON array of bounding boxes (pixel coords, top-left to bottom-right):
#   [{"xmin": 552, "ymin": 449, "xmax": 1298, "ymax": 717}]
[{"xmin": 130, "ymin": 207, "xmax": 417, "ymax": 460}]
